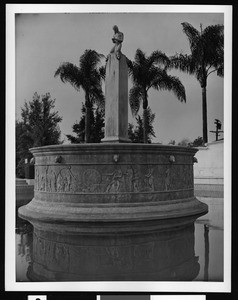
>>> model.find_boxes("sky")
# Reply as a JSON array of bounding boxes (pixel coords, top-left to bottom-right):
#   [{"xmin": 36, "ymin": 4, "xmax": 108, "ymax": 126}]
[{"xmin": 15, "ymin": 8, "xmax": 225, "ymax": 144}]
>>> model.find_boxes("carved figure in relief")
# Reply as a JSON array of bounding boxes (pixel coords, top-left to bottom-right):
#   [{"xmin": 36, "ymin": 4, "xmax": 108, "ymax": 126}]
[
  {"xmin": 38, "ymin": 166, "xmax": 48, "ymax": 191},
  {"xmin": 56, "ymin": 173, "xmax": 63, "ymax": 192},
  {"xmin": 63, "ymin": 175, "xmax": 70, "ymax": 192},
  {"xmin": 126, "ymin": 166, "xmax": 148, "ymax": 192},
  {"xmin": 131, "ymin": 169, "xmax": 140, "ymax": 192},
  {"xmin": 48, "ymin": 169, "xmax": 57, "ymax": 192},
  {"xmin": 125, "ymin": 167, "xmax": 134, "ymax": 192},
  {"xmin": 62, "ymin": 169, "xmax": 72, "ymax": 192},
  {"xmin": 125, "ymin": 166, "xmax": 156, "ymax": 193},
  {"xmin": 165, "ymin": 167, "xmax": 171, "ymax": 191},
  {"xmin": 40, "ymin": 173, "xmax": 45, "ymax": 191},
  {"xmin": 144, "ymin": 168, "xmax": 155, "ymax": 191},
  {"xmin": 106, "ymin": 169, "xmax": 123, "ymax": 193},
  {"xmin": 71, "ymin": 173, "xmax": 83, "ymax": 193},
  {"xmin": 53, "ymin": 167, "xmax": 74, "ymax": 193}
]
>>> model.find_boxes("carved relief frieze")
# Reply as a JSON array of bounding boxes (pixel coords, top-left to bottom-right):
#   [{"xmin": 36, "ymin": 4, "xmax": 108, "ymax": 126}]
[
  {"xmin": 47, "ymin": 168, "xmax": 57, "ymax": 192},
  {"xmin": 105, "ymin": 169, "xmax": 123, "ymax": 193},
  {"xmin": 35, "ymin": 166, "xmax": 48, "ymax": 191},
  {"xmin": 34, "ymin": 162, "xmax": 193, "ymax": 194},
  {"xmin": 144, "ymin": 168, "xmax": 155, "ymax": 192},
  {"xmin": 103, "ymin": 166, "xmax": 156, "ymax": 194}
]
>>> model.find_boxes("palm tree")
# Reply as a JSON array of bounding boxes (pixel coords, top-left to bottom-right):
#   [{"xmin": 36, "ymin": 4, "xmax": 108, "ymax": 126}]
[
  {"xmin": 127, "ymin": 49, "xmax": 186, "ymax": 143},
  {"xmin": 55, "ymin": 49, "xmax": 105, "ymax": 143},
  {"xmin": 128, "ymin": 107, "xmax": 156, "ymax": 143},
  {"xmin": 169, "ymin": 22, "xmax": 224, "ymax": 143}
]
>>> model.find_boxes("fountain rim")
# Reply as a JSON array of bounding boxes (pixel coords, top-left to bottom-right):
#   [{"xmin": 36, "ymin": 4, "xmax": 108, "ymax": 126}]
[{"xmin": 30, "ymin": 143, "xmax": 198, "ymax": 155}]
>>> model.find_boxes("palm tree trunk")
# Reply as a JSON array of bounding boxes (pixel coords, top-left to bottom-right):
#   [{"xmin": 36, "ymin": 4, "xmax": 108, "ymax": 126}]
[
  {"xmin": 85, "ymin": 93, "xmax": 91, "ymax": 143},
  {"xmin": 143, "ymin": 90, "xmax": 148, "ymax": 144},
  {"xmin": 143, "ymin": 108, "xmax": 148, "ymax": 144},
  {"xmin": 85, "ymin": 106, "xmax": 91, "ymax": 143},
  {"xmin": 202, "ymin": 86, "xmax": 208, "ymax": 144}
]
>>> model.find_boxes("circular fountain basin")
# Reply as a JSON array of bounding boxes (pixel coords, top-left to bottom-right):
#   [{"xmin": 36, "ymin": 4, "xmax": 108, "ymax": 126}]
[{"xmin": 18, "ymin": 143, "xmax": 208, "ymax": 224}]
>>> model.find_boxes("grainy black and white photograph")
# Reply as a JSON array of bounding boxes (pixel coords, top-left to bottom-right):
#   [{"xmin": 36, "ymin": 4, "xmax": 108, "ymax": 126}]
[{"xmin": 5, "ymin": 4, "xmax": 232, "ymax": 293}]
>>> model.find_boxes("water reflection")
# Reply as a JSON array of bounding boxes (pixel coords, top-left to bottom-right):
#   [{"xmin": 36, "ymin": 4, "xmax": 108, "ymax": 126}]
[
  {"xmin": 193, "ymin": 197, "xmax": 223, "ymax": 281},
  {"xmin": 204, "ymin": 224, "xmax": 209, "ymax": 281},
  {"xmin": 16, "ymin": 215, "xmax": 201, "ymax": 281},
  {"xmin": 16, "ymin": 217, "xmax": 33, "ymax": 281},
  {"xmin": 16, "ymin": 197, "xmax": 223, "ymax": 282}
]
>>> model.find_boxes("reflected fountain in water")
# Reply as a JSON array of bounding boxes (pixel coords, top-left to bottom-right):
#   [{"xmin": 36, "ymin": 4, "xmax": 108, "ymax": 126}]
[
  {"xmin": 20, "ymin": 214, "xmax": 203, "ymax": 281},
  {"xmin": 16, "ymin": 217, "xmax": 33, "ymax": 281}
]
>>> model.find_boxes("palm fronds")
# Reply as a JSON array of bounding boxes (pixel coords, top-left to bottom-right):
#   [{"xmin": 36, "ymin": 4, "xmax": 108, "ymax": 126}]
[
  {"xmin": 54, "ymin": 62, "xmax": 82, "ymax": 91},
  {"xmin": 129, "ymin": 85, "xmax": 143, "ymax": 116},
  {"xmin": 175, "ymin": 22, "xmax": 224, "ymax": 143},
  {"xmin": 181, "ymin": 22, "xmax": 200, "ymax": 53},
  {"xmin": 55, "ymin": 49, "xmax": 105, "ymax": 143}
]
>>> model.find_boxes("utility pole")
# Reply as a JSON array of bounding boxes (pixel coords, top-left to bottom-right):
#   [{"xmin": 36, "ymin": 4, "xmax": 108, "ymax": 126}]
[{"xmin": 210, "ymin": 119, "xmax": 223, "ymax": 141}]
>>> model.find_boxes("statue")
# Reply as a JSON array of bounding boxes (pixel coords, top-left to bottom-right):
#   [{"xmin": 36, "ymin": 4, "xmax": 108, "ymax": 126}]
[{"xmin": 109, "ymin": 25, "xmax": 124, "ymax": 60}]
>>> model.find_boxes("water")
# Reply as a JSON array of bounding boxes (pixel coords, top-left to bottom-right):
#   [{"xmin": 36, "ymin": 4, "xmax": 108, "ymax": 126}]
[
  {"xmin": 193, "ymin": 197, "xmax": 223, "ymax": 281},
  {"xmin": 16, "ymin": 197, "xmax": 223, "ymax": 282}
]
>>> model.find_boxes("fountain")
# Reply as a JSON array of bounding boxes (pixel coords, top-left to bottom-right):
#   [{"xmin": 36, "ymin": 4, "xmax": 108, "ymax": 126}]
[{"xmin": 18, "ymin": 27, "xmax": 208, "ymax": 280}]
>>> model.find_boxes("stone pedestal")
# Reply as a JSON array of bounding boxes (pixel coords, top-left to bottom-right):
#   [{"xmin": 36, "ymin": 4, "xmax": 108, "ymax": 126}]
[{"xmin": 101, "ymin": 53, "xmax": 130, "ymax": 143}]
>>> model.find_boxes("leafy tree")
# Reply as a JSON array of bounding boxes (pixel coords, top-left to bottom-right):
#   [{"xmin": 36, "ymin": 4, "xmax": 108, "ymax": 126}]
[
  {"xmin": 177, "ymin": 136, "xmax": 205, "ymax": 147},
  {"xmin": 170, "ymin": 22, "xmax": 224, "ymax": 143},
  {"xmin": 66, "ymin": 103, "xmax": 104, "ymax": 143},
  {"xmin": 16, "ymin": 120, "xmax": 33, "ymax": 177},
  {"xmin": 128, "ymin": 107, "xmax": 156, "ymax": 143},
  {"xmin": 16, "ymin": 92, "xmax": 62, "ymax": 177},
  {"xmin": 55, "ymin": 49, "xmax": 105, "ymax": 143},
  {"xmin": 190, "ymin": 136, "xmax": 205, "ymax": 147},
  {"xmin": 127, "ymin": 49, "xmax": 186, "ymax": 143},
  {"xmin": 177, "ymin": 138, "xmax": 192, "ymax": 147}
]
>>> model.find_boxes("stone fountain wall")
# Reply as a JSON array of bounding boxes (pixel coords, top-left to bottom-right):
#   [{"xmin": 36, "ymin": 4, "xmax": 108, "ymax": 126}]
[
  {"xmin": 19, "ymin": 143, "xmax": 207, "ymax": 223},
  {"xmin": 33, "ymin": 144, "xmax": 195, "ymax": 204}
]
